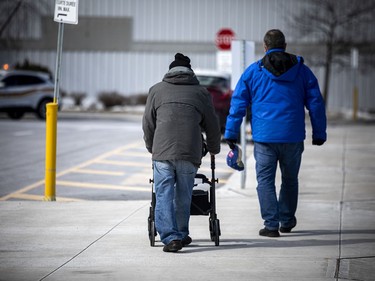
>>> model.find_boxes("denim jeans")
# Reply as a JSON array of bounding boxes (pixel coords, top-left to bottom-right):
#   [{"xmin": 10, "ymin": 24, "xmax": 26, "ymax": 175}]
[
  {"xmin": 153, "ymin": 160, "xmax": 198, "ymax": 245},
  {"xmin": 253, "ymin": 142, "xmax": 304, "ymax": 230}
]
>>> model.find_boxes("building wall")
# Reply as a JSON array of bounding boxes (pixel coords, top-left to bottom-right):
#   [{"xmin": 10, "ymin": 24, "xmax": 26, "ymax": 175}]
[
  {"xmin": 0, "ymin": 0, "xmax": 374, "ymax": 113},
  {"xmin": 78, "ymin": 0, "xmax": 289, "ymax": 43}
]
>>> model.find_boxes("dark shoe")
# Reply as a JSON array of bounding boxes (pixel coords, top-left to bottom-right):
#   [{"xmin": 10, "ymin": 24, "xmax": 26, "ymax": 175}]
[
  {"xmin": 280, "ymin": 218, "xmax": 297, "ymax": 233},
  {"xmin": 259, "ymin": 228, "xmax": 280, "ymax": 237},
  {"xmin": 280, "ymin": 226, "xmax": 294, "ymax": 233},
  {"xmin": 181, "ymin": 236, "xmax": 192, "ymax": 247},
  {"xmin": 163, "ymin": 240, "xmax": 182, "ymax": 252}
]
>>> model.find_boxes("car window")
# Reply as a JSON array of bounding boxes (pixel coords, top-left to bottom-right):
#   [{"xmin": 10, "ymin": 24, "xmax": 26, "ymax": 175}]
[
  {"xmin": 196, "ymin": 75, "xmax": 230, "ymax": 90},
  {"xmin": 3, "ymin": 75, "xmax": 44, "ymax": 87}
]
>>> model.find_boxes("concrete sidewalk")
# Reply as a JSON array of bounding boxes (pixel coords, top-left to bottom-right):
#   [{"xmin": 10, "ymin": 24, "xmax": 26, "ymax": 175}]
[{"xmin": 0, "ymin": 122, "xmax": 374, "ymax": 281}]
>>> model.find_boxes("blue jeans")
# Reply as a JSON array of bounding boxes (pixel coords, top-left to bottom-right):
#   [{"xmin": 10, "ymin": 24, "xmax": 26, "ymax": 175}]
[
  {"xmin": 253, "ymin": 142, "xmax": 304, "ymax": 230},
  {"xmin": 153, "ymin": 160, "xmax": 198, "ymax": 245}
]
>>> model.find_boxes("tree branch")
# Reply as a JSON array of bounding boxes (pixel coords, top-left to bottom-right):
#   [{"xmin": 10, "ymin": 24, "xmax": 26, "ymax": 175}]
[{"xmin": 0, "ymin": 0, "xmax": 23, "ymax": 37}]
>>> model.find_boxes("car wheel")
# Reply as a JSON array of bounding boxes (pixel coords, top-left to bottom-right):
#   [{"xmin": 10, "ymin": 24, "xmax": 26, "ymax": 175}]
[
  {"xmin": 36, "ymin": 99, "xmax": 53, "ymax": 120},
  {"xmin": 7, "ymin": 110, "xmax": 25, "ymax": 120}
]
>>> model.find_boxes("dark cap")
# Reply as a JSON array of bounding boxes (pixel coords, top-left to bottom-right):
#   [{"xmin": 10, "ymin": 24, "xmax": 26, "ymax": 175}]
[{"xmin": 169, "ymin": 53, "xmax": 192, "ymax": 70}]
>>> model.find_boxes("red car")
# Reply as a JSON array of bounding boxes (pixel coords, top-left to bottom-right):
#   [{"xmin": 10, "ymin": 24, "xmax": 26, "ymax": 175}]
[{"xmin": 195, "ymin": 70, "xmax": 232, "ymax": 133}]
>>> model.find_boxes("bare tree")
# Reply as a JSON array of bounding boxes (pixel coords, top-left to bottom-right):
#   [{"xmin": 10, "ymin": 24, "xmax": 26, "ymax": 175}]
[
  {"xmin": 0, "ymin": 0, "xmax": 52, "ymax": 49},
  {"xmin": 287, "ymin": 0, "xmax": 375, "ymax": 105}
]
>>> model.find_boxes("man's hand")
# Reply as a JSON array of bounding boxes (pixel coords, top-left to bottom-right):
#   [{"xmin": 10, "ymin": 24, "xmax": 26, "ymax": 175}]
[
  {"xmin": 225, "ymin": 139, "xmax": 237, "ymax": 149},
  {"xmin": 312, "ymin": 139, "xmax": 325, "ymax": 146}
]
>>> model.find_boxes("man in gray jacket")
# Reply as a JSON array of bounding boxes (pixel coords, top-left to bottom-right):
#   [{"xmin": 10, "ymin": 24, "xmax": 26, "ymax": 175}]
[{"xmin": 143, "ymin": 53, "xmax": 221, "ymax": 252}]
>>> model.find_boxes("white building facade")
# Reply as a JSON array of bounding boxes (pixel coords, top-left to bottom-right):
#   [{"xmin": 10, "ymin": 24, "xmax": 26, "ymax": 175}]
[{"xmin": 0, "ymin": 0, "xmax": 374, "ymax": 114}]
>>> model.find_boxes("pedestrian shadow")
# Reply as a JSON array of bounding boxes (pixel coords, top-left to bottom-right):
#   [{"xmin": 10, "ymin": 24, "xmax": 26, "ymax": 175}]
[
  {"xmin": 179, "ymin": 229, "xmax": 375, "ymax": 254},
  {"xmin": 282, "ymin": 229, "xmax": 375, "ymax": 237}
]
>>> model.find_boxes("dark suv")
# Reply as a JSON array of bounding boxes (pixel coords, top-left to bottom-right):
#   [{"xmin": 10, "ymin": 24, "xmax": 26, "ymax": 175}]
[
  {"xmin": 0, "ymin": 70, "xmax": 55, "ymax": 120},
  {"xmin": 195, "ymin": 70, "xmax": 232, "ymax": 133}
]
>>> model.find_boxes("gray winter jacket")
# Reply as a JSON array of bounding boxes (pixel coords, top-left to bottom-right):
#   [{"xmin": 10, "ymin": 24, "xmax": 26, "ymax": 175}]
[{"xmin": 142, "ymin": 67, "xmax": 221, "ymax": 166}]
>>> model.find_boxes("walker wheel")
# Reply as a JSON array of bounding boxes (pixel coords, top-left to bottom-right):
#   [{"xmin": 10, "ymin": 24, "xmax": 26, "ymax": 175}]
[
  {"xmin": 213, "ymin": 219, "xmax": 220, "ymax": 246},
  {"xmin": 148, "ymin": 206, "xmax": 156, "ymax": 247}
]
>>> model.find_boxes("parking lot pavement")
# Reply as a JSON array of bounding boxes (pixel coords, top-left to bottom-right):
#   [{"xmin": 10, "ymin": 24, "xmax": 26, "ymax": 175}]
[{"xmin": 0, "ymin": 141, "xmax": 233, "ymax": 202}]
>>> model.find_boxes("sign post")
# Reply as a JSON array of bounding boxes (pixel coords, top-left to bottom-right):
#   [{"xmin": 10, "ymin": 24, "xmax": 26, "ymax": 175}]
[
  {"xmin": 44, "ymin": 0, "xmax": 79, "ymax": 201},
  {"xmin": 351, "ymin": 48, "xmax": 359, "ymax": 121},
  {"xmin": 231, "ymin": 40, "xmax": 255, "ymax": 189}
]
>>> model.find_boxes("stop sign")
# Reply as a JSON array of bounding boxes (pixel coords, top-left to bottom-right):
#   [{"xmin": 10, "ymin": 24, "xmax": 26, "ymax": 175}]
[{"xmin": 216, "ymin": 28, "xmax": 235, "ymax": 50}]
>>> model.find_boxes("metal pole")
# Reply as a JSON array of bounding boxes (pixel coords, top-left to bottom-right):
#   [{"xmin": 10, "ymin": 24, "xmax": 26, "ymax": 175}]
[
  {"xmin": 351, "ymin": 48, "xmax": 359, "ymax": 121},
  {"xmin": 240, "ymin": 40, "xmax": 247, "ymax": 189},
  {"xmin": 352, "ymin": 67, "xmax": 358, "ymax": 121},
  {"xmin": 53, "ymin": 22, "xmax": 64, "ymax": 104},
  {"xmin": 44, "ymin": 22, "xmax": 64, "ymax": 201},
  {"xmin": 353, "ymin": 70, "xmax": 358, "ymax": 121}
]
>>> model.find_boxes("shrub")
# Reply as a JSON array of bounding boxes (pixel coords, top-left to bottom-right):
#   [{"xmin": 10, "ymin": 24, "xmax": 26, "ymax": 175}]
[
  {"xmin": 123, "ymin": 94, "xmax": 148, "ymax": 105},
  {"xmin": 98, "ymin": 91, "xmax": 126, "ymax": 109},
  {"xmin": 132, "ymin": 94, "xmax": 148, "ymax": 105},
  {"xmin": 15, "ymin": 59, "xmax": 52, "ymax": 77},
  {"xmin": 69, "ymin": 92, "xmax": 87, "ymax": 107}
]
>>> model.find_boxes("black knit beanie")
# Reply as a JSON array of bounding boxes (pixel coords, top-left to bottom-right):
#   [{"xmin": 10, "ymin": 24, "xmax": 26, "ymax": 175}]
[{"xmin": 169, "ymin": 53, "xmax": 192, "ymax": 69}]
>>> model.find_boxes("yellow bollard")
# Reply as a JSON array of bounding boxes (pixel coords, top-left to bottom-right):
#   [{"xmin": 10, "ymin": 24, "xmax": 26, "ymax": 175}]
[{"xmin": 44, "ymin": 103, "xmax": 58, "ymax": 201}]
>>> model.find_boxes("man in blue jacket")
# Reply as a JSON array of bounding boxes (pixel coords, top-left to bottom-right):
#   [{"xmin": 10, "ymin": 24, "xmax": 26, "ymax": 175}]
[{"xmin": 224, "ymin": 29, "xmax": 327, "ymax": 237}]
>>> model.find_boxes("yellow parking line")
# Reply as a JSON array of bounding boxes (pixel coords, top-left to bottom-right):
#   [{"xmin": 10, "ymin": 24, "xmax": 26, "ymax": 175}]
[
  {"xmin": 72, "ymin": 169, "xmax": 125, "ymax": 176},
  {"xmin": 96, "ymin": 159, "xmax": 150, "ymax": 168},
  {"xmin": 217, "ymin": 178, "xmax": 228, "ymax": 184},
  {"xmin": 121, "ymin": 170, "xmax": 151, "ymax": 186},
  {"xmin": 57, "ymin": 141, "xmax": 145, "ymax": 177},
  {"xmin": 57, "ymin": 180, "xmax": 151, "ymax": 192},
  {"xmin": 0, "ymin": 140, "xmax": 145, "ymax": 201},
  {"xmin": 0, "ymin": 180, "xmax": 44, "ymax": 201},
  {"xmin": 9, "ymin": 193, "xmax": 84, "ymax": 202},
  {"xmin": 116, "ymin": 151, "xmax": 151, "ymax": 157},
  {"xmin": 1, "ymin": 139, "xmax": 230, "ymax": 202}
]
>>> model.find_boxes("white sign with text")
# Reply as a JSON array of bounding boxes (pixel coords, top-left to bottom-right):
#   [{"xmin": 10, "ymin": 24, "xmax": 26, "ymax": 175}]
[{"xmin": 54, "ymin": 0, "xmax": 79, "ymax": 24}]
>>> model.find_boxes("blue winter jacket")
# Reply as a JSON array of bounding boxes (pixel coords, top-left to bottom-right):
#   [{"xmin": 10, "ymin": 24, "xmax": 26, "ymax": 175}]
[{"xmin": 224, "ymin": 49, "xmax": 327, "ymax": 143}]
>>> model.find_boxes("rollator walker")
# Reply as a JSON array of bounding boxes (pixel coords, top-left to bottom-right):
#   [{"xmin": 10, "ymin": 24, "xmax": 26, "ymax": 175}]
[{"xmin": 147, "ymin": 152, "xmax": 221, "ymax": 247}]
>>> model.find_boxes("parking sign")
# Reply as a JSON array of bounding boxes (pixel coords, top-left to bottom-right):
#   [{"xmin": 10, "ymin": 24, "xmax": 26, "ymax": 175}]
[{"xmin": 54, "ymin": 0, "xmax": 79, "ymax": 25}]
